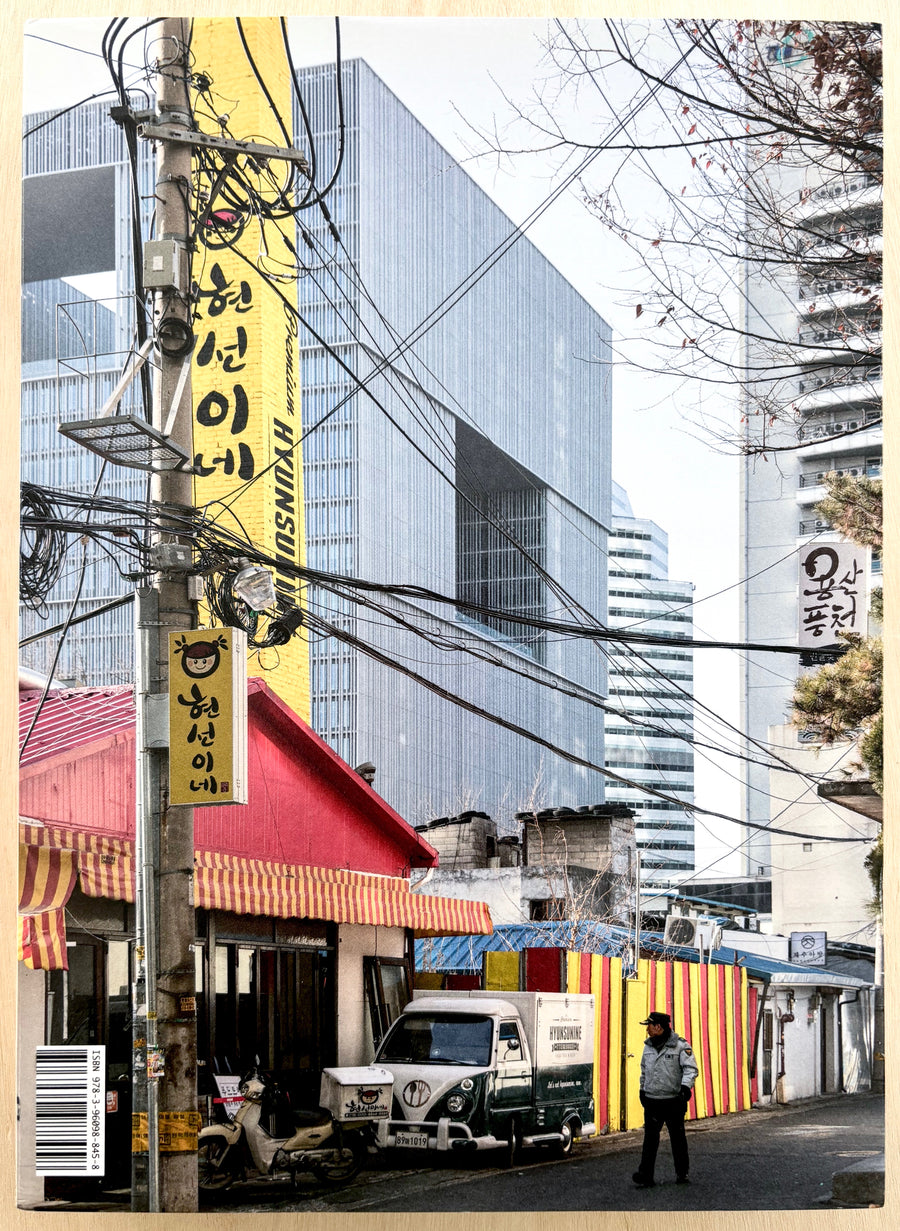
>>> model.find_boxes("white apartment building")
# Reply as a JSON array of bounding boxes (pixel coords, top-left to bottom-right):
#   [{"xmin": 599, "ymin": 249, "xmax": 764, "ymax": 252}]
[{"xmin": 739, "ymin": 30, "xmax": 882, "ymax": 875}]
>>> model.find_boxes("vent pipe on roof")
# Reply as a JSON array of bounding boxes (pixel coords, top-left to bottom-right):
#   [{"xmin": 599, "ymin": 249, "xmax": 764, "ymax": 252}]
[
  {"xmin": 18, "ymin": 666, "xmax": 63, "ymax": 692},
  {"xmin": 354, "ymin": 761, "xmax": 376, "ymax": 784}
]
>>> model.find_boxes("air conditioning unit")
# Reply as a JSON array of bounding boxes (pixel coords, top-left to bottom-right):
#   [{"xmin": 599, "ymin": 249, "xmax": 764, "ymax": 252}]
[
  {"xmin": 664, "ymin": 916, "xmax": 698, "ymax": 946},
  {"xmin": 663, "ymin": 916, "xmax": 723, "ymax": 951}
]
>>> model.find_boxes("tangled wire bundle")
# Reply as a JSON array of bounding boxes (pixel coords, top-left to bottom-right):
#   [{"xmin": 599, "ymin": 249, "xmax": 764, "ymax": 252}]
[{"xmin": 20, "ymin": 484, "xmax": 67, "ymax": 615}]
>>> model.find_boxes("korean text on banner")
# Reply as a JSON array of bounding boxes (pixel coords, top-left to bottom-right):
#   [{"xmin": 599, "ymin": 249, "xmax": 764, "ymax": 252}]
[
  {"xmin": 189, "ymin": 17, "xmax": 310, "ymax": 722},
  {"xmin": 798, "ymin": 542, "xmax": 868, "ymax": 648},
  {"xmin": 168, "ymin": 627, "xmax": 248, "ymax": 806}
]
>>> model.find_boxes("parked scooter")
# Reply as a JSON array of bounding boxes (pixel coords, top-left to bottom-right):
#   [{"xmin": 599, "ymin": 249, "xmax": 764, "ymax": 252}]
[{"xmin": 198, "ymin": 1063, "xmax": 392, "ymax": 1191}]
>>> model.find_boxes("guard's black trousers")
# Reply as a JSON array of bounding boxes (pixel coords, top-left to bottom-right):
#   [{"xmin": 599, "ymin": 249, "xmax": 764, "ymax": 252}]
[{"xmin": 638, "ymin": 1095, "xmax": 689, "ymax": 1179}]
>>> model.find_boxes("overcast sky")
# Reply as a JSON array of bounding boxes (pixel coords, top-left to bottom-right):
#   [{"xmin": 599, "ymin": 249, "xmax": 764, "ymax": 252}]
[{"xmin": 21, "ymin": 15, "xmax": 746, "ymax": 874}]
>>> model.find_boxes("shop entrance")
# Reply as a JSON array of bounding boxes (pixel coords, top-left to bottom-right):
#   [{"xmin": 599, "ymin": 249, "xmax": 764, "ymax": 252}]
[{"xmin": 204, "ymin": 941, "xmax": 336, "ymax": 1111}]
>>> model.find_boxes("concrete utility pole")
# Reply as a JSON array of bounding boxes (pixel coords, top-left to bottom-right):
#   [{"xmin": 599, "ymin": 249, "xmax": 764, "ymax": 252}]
[{"xmin": 136, "ymin": 19, "xmax": 198, "ymax": 1213}]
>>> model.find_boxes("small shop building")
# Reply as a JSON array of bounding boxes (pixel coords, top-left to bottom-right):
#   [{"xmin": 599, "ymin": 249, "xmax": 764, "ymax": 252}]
[{"xmin": 17, "ymin": 679, "xmax": 491, "ymax": 1202}]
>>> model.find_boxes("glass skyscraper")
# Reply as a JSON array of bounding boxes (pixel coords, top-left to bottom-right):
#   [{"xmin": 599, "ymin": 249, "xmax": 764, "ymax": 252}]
[{"xmin": 604, "ymin": 484, "xmax": 695, "ymax": 881}]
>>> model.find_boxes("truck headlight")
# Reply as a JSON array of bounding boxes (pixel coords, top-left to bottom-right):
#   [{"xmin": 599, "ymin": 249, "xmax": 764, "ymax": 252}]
[{"xmin": 446, "ymin": 1093, "xmax": 468, "ymax": 1115}]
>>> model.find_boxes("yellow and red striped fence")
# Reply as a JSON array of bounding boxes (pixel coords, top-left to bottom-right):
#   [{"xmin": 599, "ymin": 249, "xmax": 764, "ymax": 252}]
[{"xmin": 483, "ymin": 948, "xmax": 751, "ymax": 1133}]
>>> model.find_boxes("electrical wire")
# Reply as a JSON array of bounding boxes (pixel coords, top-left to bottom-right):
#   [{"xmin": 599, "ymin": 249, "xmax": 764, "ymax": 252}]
[
  {"xmin": 21, "ymin": 31, "xmax": 881, "ymax": 856},
  {"xmin": 170, "ymin": 59, "xmax": 849, "ymax": 802}
]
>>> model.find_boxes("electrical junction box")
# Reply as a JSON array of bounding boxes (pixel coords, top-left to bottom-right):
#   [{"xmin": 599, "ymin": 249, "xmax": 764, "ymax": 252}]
[
  {"xmin": 149, "ymin": 542, "xmax": 193, "ymax": 571},
  {"xmin": 143, "ymin": 238, "xmax": 188, "ymax": 290},
  {"xmin": 319, "ymin": 1067, "xmax": 393, "ymax": 1121}
]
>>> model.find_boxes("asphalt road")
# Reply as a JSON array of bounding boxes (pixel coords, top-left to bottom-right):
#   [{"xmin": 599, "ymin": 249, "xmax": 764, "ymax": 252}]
[{"xmin": 204, "ymin": 1091, "xmax": 884, "ymax": 1213}]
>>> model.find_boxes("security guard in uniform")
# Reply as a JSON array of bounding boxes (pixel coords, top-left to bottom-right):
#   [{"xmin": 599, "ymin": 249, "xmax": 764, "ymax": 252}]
[{"xmin": 633, "ymin": 1010, "xmax": 699, "ymax": 1187}]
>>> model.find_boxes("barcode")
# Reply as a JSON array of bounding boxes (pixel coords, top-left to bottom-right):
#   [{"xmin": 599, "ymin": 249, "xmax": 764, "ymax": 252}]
[{"xmin": 35, "ymin": 1046, "xmax": 105, "ymax": 1176}]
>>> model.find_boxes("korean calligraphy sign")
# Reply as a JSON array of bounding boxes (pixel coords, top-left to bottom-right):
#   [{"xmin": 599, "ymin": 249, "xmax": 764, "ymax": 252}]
[
  {"xmin": 190, "ymin": 18, "xmax": 310, "ymax": 721},
  {"xmin": 798, "ymin": 542, "xmax": 868, "ymax": 648},
  {"xmin": 168, "ymin": 627, "xmax": 248, "ymax": 806}
]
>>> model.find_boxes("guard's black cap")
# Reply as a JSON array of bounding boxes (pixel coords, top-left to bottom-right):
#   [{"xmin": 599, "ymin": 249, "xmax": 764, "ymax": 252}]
[{"xmin": 640, "ymin": 1011, "xmax": 672, "ymax": 1027}]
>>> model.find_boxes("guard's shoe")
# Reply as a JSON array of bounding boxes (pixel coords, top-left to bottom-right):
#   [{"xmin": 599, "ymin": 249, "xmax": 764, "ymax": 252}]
[
  {"xmin": 676, "ymin": 1175, "xmax": 691, "ymax": 1185},
  {"xmin": 632, "ymin": 1172, "xmax": 656, "ymax": 1187}
]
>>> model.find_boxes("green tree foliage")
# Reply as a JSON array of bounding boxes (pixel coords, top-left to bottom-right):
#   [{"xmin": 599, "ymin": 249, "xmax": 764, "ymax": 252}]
[
  {"xmin": 813, "ymin": 473, "xmax": 883, "ymax": 551},
  {"xmin": 792, "ymin": 636, "xmax": 882, "ymax": 784}
]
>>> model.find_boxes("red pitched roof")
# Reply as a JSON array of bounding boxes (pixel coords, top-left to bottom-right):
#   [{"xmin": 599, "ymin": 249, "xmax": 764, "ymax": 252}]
[
  {"xmin": 19, "ymin": 679, "xmax": 438, "ymax": 875},
  {"xmin": 19, "ymin": 685, "xmax": 135, "ymax": 768}
]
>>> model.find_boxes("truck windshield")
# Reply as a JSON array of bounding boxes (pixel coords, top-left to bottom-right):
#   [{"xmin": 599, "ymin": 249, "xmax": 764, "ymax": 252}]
[{"xmin": 377, "ymin": 1013, "xmax": 494, "ymax": 1066}]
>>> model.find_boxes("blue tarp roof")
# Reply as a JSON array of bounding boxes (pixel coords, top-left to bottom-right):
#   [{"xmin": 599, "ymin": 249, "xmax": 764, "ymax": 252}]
[
  {"xmin": 416, "ymin": 924, "xmax": 872, "ymax": 989},
  {"xmin": 416, "ymin": 921, "xmax": 632, "ymax": 972}
]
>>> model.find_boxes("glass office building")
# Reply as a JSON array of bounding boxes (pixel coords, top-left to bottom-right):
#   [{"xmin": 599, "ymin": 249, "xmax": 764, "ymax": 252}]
[
  {"xmin": 604, "ymin": 484, "xmax": 695, "ymax": 881},
  {"xmin": 21, "ymin": 60, "xmax": 616, "ymax": 829}
]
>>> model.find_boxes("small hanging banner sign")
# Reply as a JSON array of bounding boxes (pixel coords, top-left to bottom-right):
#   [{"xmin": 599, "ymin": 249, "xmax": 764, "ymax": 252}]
[
  {"xmin": 168, "ymin": 627, "xmax": 248, "ymax": 805},
  {"xmin": 798, "ymin": 543, "xmax": 868, "ymax": 648}
]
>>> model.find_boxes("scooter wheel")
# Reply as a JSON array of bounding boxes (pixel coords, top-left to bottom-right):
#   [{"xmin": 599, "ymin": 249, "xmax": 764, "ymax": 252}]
[
  {"xmin": 313, "ymin": 1141, "xmax": 364, "ymax": 1186},
  {"xmin": 198, "ymin": 1139, "xmax": 235, "ymax": 1190}
]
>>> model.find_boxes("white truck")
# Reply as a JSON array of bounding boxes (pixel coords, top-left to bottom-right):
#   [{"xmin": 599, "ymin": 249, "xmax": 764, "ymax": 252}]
[{"xmin": 372, "ymin": 990, "xmax": 596, "ymax": 1163}]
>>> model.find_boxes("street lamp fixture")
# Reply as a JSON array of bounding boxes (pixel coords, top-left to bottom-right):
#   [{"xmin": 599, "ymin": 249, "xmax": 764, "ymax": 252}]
[{"xmin": 232, "ymin": 564, "xmax": 276, "ymax": 611}]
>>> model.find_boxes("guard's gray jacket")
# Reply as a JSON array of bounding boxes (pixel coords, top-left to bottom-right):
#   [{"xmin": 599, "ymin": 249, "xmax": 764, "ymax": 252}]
[{"xmin": 640, "ymin": 1032, "xmax": 699, "ymax": 1098}]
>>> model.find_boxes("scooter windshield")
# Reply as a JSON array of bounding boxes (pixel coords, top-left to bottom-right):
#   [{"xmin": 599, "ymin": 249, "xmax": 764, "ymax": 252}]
[{"xmin": 378, "ymin": 1013, "xmax": 494, "ymax": 1066}]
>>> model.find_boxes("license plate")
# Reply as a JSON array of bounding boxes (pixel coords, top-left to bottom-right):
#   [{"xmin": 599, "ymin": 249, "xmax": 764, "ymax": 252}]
[{"xmin": 395, "ymin": 1130, "xmax": 429, "ymax": 1149}]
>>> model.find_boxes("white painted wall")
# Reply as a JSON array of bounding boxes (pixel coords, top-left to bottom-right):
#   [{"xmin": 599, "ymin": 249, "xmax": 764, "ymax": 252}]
[
  {"xmin": 752, "ymin": 982, "xmax": 871, "ymax": 1105},
  {"xmin": 334, "ymin": 924, "xmax": 406, "ymax": 1066},
  {"xmin": 721, "ymin": 930, "xmax": 790, "ymax": 959},
  {"xmin": 411, "ymin": 867, "xmax": 532, "ymax": 925},
  {"xmin": 767, "ymin": 726, "xmax": 880, "ymax": 946},
  {"xmin": 17, "ymin": 964, "xmax": 45, "ymax": 1208}
]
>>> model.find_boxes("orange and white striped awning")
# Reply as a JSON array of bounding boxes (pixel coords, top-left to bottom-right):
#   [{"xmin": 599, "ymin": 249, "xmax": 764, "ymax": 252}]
[
  {"xmin": 18, "ymin": 838, "xmax": 79, "ymax": 970},
  {"xmin": 18, "ymin": 824, "xmax": 492, "ymax": 966},
  {"xmin": 194, "ymin": 851, "xmax": 493, "ymax": 937}
]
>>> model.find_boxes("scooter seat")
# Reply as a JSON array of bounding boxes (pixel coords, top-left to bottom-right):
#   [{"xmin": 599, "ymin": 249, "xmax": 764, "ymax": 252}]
[{"xmin": 292, "ymin": 1107, "xmax": 333, "ymax": 1129}]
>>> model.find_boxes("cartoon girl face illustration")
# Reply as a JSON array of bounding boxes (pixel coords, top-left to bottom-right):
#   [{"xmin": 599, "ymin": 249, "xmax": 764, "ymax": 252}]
[{"xmin": 175, "ymin": 634, "xmax": 228, "ymax": 679}]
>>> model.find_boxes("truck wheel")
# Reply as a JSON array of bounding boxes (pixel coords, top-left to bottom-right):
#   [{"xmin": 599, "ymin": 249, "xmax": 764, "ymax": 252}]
[
  {"xmin": 502, "ymin": 1117, "xmax": 521, "ymax": 1169},
  {"xmin": 553, "ymin": 1119, "xmax": 575, "ymax": 1158}
]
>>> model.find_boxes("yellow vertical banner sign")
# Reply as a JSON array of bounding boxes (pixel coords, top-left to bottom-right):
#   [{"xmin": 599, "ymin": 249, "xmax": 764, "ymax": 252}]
[
  {"xmin": 168, "ymin": 627, "xmax": 248, "ymax": 805},
  {"xmin": 707, "ymin": 965, "xmax": 723, "ymax": 1116},
  {"xmin": 723, "ymin": 965, "xmax": 737, "ymax": 1112},
  {"xmin": 483, "ymin": 950, "xmax": 519, "ymax": 992},
  {"xmin": 189, "ymin": 18, "xmax": 310, "ymax": 721},
  {"xmin": 566, "ymin": 951, "xmax": 581, "ymax": 994}
]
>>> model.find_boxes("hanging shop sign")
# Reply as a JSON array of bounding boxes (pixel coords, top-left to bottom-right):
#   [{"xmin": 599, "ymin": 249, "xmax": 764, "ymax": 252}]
[
  {"xmin": 789, "ymin": 931, "xmax": 827, "ymax": 967},
  {"xmin": 798, "ymin": 542, "xmax": 867, "ymax": 648},
  {"xmin": 190, "ymin": 17, "xmax": 310, "ymax": 722},
  {"xmin": 168, "ymin": 627, "xmax": 248, "ymax": 806}
]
